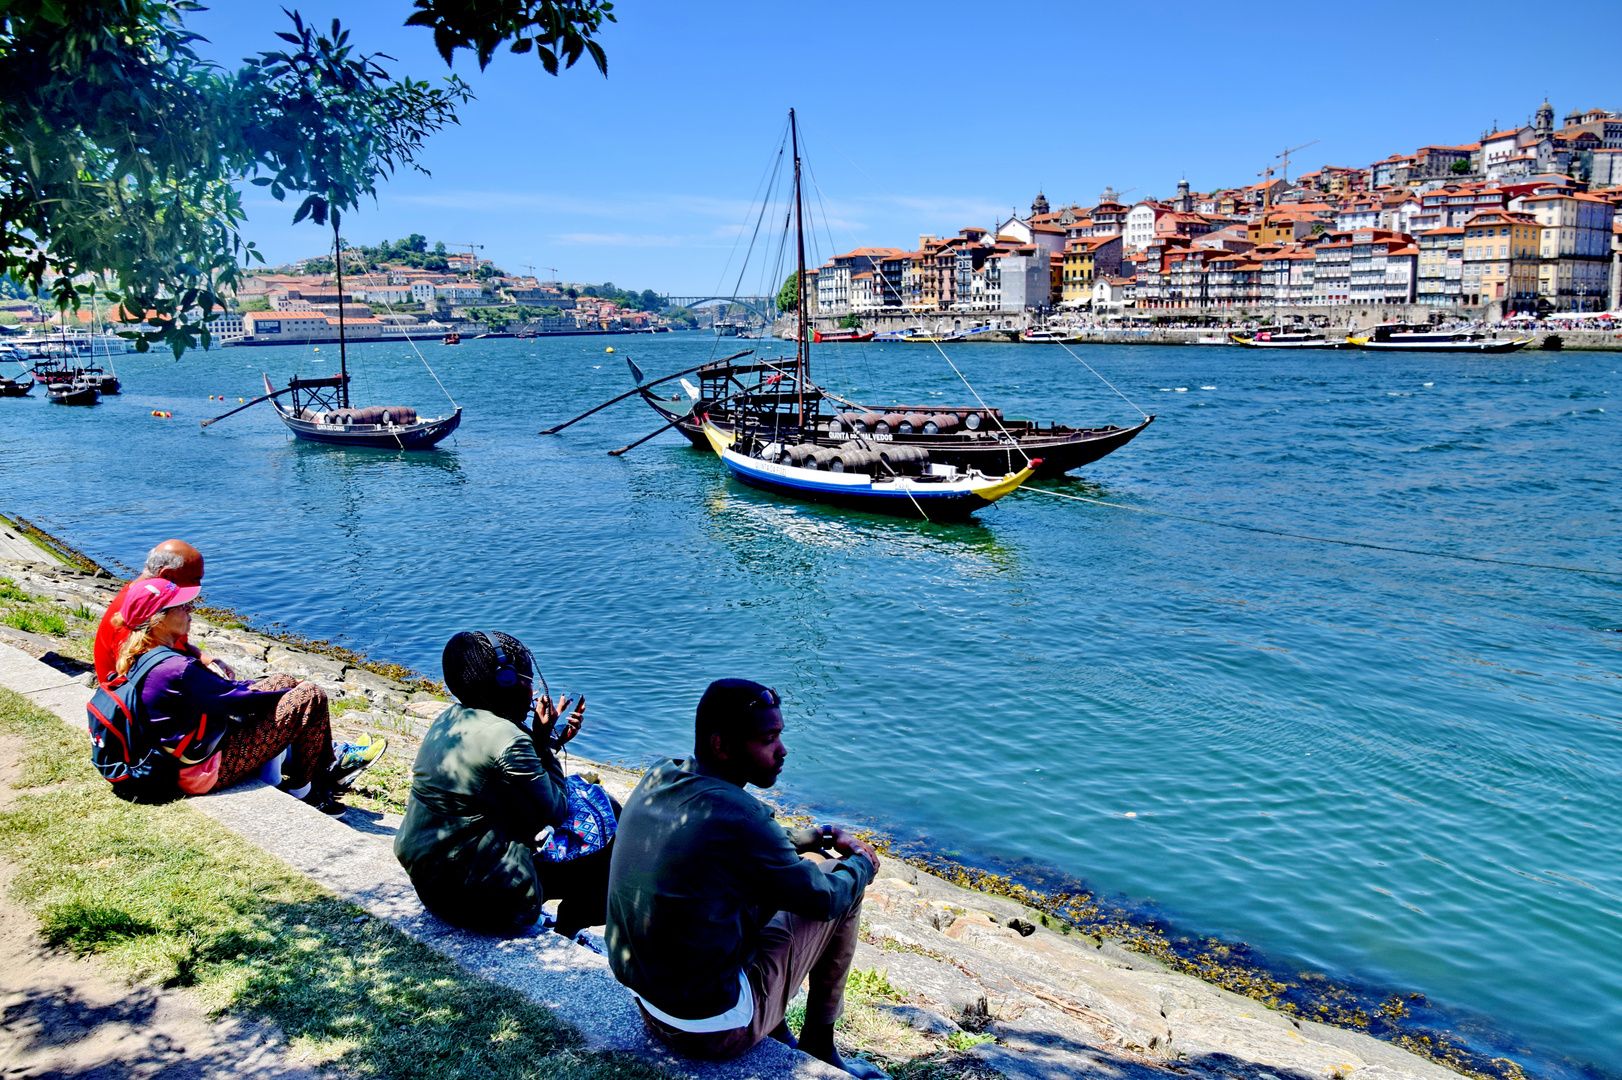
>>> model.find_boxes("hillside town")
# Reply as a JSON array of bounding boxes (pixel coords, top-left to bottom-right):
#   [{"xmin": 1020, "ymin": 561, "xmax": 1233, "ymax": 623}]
[
  {"xmin": 3, "ymin": 243, "xmax": 686, "ymax": 346},
  {"xmin": 809, "ymin": 100, "xmax": 1622, "ymax": 321}
]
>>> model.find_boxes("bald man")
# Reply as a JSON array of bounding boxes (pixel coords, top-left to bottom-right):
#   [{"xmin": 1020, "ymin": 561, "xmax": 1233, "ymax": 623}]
[{"xmin": 94, "ymin": 540, "xmax": 230, "ymax": 687}]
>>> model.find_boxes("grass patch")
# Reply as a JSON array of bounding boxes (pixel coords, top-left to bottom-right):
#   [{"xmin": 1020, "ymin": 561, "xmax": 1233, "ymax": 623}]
[
  {"xmin": 0, "ymin": 687, "xmax": 666, "ymax": 1080},
  {"xmin": 5, "ymin": 608, "xmax": 67, "ymax": 636},
  {"xmin": 0, "ymin": 577, "xmax": 28, "ymax": 602}
]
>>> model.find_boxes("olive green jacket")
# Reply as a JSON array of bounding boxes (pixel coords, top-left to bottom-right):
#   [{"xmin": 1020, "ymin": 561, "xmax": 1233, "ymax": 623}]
[{"xmin": 393, "ymin": 704, "xmax": 569, "ymax": 901}]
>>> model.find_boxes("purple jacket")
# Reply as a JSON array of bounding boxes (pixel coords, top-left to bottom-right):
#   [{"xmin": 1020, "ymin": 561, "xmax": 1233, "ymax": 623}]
[{"xmin": 137, "ymin": 654, "xmax": 287, "ymax": 763}]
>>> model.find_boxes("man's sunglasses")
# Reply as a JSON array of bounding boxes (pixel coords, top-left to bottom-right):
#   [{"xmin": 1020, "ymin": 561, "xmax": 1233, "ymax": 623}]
[{"xmin": 749, "ymin": 687, "xmax": 781, "ymax": 711}]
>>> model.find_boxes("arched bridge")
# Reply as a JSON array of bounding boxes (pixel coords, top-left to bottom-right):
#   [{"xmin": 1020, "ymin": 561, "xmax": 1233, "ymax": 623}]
[{"xmin": 661, "ymin": 295, "xmax": 778, "ymax": 321}]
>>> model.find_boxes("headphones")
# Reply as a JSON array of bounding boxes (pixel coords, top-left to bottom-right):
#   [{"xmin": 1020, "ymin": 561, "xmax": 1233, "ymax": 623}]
[{"xmin": 477, "ymin": 630, "xmax": 520, "ymax": 688}]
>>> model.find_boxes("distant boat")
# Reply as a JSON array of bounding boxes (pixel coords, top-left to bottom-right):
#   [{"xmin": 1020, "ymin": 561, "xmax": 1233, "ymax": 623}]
[
  {"xmin": 1228, "ymin": 330, "xmax": 1349, "ymax": 349},
  {"xmin": 46, "ymin": 375, "xmax": 98, "ymax": 405},
  {"xmin": 1020, "ymin": 328, "xmax": 1081, "ymax": 344},
  {"xmin": 812, "ymin": 329, "xmax": 875, "ymax": 343},
  {"xmin": 443, "ymin": 331, "xmax": 461, "ymax": 345},
  {"xmin": 0, "ymin": 365, "xmax": 33, "ymax": 397},
  {"xmin": 1347, "ymin": 323, "xmax": 1531, "ymax": 353}
]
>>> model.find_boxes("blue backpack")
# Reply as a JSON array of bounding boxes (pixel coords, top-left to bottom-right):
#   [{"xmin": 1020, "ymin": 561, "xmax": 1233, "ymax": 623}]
[{"xmin": 86, "ymin": 646, "xmax": 183, "ymax": 800}]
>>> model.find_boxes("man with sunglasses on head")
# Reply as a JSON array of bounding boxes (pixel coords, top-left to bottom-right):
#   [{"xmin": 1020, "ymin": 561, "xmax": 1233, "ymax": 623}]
[
  {"xmin": 394, "ymin": 630, "xmax": 606, "ymax": 941},
  {"xmin": 606, "ymin": 679, "xmax": 885, "ymax": 1079}
]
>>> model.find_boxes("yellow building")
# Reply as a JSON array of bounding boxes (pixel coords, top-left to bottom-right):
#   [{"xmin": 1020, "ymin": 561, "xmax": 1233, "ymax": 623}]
[
  {"xmin": 1061, "ymin": 236, "xmax": 1122, "ymax": 305},
  {"xmin": 1462, "ymin": 210, "xmax": 1540, "ymax": 310}
]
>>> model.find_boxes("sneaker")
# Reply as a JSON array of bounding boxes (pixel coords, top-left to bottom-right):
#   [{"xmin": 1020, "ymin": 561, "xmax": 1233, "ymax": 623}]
[
  {"xmin": 331, "ymin": 734, "xmax": 388, "ymax": 790},
  {"xmin": 304, "ymin": 789, "xmax": 348, "ymax": 817},
  {"xmin": 571, "ymin": 929, "xmax": 605, "ymax": 955}
]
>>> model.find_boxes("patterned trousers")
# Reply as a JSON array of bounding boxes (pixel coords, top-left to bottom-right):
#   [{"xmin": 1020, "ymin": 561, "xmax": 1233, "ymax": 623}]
[{"xmin": 216, "ymin": 675, "xmax": 335, "ymax": 790}]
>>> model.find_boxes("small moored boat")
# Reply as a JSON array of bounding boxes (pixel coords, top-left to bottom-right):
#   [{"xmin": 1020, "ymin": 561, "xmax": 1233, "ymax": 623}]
[
  {"xmin": 811, "ymin": 329, "xmax": 875, "ymax": 343},
  {"xmin": 46, "ymin": 376, "xmax": 99, "ymax": 405}
]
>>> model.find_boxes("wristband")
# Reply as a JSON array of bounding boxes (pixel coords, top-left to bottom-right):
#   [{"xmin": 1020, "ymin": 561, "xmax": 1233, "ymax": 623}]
[{"xmin": 820, "ymin": 824, "xmax": 837, "ymax": 846}]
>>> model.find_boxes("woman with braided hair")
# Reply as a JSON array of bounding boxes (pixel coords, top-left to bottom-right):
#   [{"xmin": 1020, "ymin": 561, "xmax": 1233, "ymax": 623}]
[{"xmin": 394, "ymin": 630, "xmax": 616, "ymax": 942}]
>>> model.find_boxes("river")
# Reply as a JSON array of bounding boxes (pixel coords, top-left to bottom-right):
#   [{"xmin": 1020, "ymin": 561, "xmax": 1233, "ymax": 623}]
[{"xmin": 2, "ymin": 332, "xmax": 1617, "ymax": 1077}]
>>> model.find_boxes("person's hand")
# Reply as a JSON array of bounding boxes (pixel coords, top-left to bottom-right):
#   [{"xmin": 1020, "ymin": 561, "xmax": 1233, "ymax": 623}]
[
  {"xmin": 200, "ymin": 651, "xmax": 235, "ymax": 679},
  {"xmin": 535, "ymin": 691, "xmax": 586, "ymax": 746},
  {"xmin": 827, "ymin": 826, "xmax": 879, "ymax": 872}
]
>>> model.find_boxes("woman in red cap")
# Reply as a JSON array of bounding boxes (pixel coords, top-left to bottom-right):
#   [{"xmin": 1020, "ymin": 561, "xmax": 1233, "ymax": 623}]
[{"xmin": 111, "ymin": 578, "xmax": 385, "ymax": 814}]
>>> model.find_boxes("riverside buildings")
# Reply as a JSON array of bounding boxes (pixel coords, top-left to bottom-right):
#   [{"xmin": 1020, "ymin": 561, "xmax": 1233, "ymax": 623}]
[{"xmin": 810, "ymin": 97, "xmax": 1622, "ymax": 318}]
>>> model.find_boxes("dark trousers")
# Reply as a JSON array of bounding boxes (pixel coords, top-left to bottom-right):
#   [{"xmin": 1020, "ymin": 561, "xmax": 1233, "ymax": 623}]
[
  {"xmin": 640, "ymin": 863, "xmax": 864, "ymax": 1060},
  {"xmin": 414, "ymin": 800, "xmax": 620, "ymax": 939}
]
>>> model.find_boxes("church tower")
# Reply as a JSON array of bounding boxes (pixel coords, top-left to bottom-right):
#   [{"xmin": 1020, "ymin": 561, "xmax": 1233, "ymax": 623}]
[
  {"xmin": 1535, "ymin": 98, "xmax": 1554, "ymax": 137},
  {"xmin": 1030, "ymin": 191, "xmax": 1050, "ymax": 217},
  {"xmin": 1174, "ymin": 178, "xmax": 1192, "ymax": 212}
]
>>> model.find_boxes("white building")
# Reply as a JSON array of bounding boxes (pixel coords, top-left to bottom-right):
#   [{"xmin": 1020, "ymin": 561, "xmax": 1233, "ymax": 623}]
[
  {"xmin": 410, "ymin": 281, "xmax": 437, "ymax": 304},
  {"xmin": 207, "ymin": 311, "xmax": 246, "ymax": 343},
  {"xmin": 1124, "ymin": 202, "xmax": 1169, "ymax": 250}
]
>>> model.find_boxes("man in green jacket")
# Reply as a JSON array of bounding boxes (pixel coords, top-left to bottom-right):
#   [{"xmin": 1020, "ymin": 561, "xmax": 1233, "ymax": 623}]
[
  {"xmin": 394, "ymin": 631, "xmax": 604, "ymax": 939},
  {"xmin": 606, "ymin": 679, "xmax": 884, "ymax": 1078}
]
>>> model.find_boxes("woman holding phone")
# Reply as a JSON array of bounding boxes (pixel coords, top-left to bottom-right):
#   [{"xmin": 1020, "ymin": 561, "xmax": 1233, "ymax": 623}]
[{"xmin": 394, "ymin": 630, "xmax": 614, "ymax": 943}]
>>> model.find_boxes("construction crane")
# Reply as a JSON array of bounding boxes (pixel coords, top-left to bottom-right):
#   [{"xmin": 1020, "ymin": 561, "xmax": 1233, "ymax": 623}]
[
  {"xmin": 1274, "ymin": 140, "xmax": 1319, "ymax": 185},
  {"xmin": 445, "ymin": 242, "xmax": 484, "ymax": 275}
]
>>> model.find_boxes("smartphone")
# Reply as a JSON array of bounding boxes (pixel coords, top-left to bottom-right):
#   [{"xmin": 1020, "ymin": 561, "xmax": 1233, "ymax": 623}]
[{"xmin": 551, "ymin": 693, "xmax": 583, "ymax": 747}]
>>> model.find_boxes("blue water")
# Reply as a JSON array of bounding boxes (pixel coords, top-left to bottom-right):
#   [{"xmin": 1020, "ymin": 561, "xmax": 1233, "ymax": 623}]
[{"xmin": 2, "ymin": 335, "xmax": 1618, "ymax": 1076}]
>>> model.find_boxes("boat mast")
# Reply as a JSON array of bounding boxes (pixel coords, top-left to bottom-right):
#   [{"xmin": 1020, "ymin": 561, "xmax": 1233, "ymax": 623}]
[
  {"xmin": 791, "ymin": 108, "xmax": 807, "ymax": 429},
  {"xmin": 333, "ymin": 217, "xmax": 350, "ymax": 408}
]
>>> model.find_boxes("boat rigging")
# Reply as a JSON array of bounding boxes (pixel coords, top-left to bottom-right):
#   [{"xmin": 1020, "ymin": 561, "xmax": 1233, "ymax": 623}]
[{"xmin": 554, "ymin": 109, "xmax": 1154, "ymax": 486}]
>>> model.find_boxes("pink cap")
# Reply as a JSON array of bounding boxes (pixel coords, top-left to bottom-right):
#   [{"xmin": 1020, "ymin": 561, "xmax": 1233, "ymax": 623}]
[{"xmin": 120, "ymin": 578, "xmax": 201, "ymax": 626}]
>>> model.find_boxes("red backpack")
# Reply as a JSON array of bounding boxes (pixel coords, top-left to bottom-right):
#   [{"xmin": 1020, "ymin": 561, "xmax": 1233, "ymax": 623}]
[{"xmin": 87, "ymin": 646, "xmax": 182, "ymax": 801}]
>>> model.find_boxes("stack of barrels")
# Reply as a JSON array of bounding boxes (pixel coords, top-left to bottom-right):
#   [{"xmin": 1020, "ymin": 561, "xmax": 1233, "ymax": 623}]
[
  {"xmin": 312, "ymin": 406, "xmax": 419, "ymax": 426},
  {"xmin": 829, "ymin": 408, "xmax": 998, "ymax": 435},
  {"xmin": 770, "ymin": 441, "xmax": 931, "ymax": 477}
]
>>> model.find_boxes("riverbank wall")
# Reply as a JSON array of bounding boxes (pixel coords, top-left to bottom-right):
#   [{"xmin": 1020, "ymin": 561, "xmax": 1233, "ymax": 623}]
[{"xmin": 0, "ymin": 516, "xmax": 1519, "ymax": 1080}]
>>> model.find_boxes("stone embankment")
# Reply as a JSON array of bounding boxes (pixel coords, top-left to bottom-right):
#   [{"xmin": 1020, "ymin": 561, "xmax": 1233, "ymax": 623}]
[
  {"xmin": 791, "ymin": 314, "xmax": 1622, "ymax": 351},
  {"xmin": 0, "ymin": 523, "xmax": 1476, "ymax": 1080}
]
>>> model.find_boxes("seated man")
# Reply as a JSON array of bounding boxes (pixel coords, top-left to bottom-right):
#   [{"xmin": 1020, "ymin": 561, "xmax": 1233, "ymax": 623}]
[
  {"xmin": 94, "ymin": 539, "xmax": 230, "ymax": 687},
  {"xmin": 606, "ymin": 679, "xmax": 885, "ymax": 1079},
  {"xmin": 394, "ymin": 630, "xmax": 607, "ymax": 941}
]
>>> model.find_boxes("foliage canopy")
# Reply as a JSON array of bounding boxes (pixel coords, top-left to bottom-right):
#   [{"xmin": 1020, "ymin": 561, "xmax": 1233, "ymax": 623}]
[{"xmin": 0, "ymin": 0, "xmax": 613, "ymax": 355}]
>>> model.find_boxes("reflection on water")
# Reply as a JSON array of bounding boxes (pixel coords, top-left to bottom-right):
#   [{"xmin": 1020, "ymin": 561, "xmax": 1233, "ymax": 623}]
[{"xmin": 2, "ymin": 336, "xmax": 1620, "ymax": 1078}]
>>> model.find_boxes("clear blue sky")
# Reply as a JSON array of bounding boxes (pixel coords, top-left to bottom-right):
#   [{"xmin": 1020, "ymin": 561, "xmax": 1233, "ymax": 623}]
[{"xmin": 192, "ymin": 0, "xmax": 1616, "ymax": 294}]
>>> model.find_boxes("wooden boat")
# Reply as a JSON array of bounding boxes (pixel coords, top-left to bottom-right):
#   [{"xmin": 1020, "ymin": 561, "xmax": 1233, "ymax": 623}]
[
  {"xmin": 1347, "ymin": 324, "xmax": 1531, "ymax": 353},
  {"xmin": 633, "ymin": 370, "xmax": 1151, "ymax": 479},
  {"xmin": 1228, "ymin": 330, "xmax": 1349, "ymax": 349},
  {"xmin": 703, "ymin": 420, "xmax": 1035, "ymax": 520},
  {"xmin": 204, "ymin": 229, "xmax": 461, "ymax": 449},
  {"xmin": 79, "ymin": 365, "xmax": 121, "ymax": 394},
  {"xmin": 46, "ymin": 375, "xmax": 99, "ymax": 405},
  {"xmin": 811, "ymin": 329, "xmax": 875, "ymax": 343},
  {"xmin": 0, "ymin": 370, "xmax": 33, "ymax": 397},
  {"xmin": 262, "ymin": 374, "xmax": 462, "ymax": 448}
]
